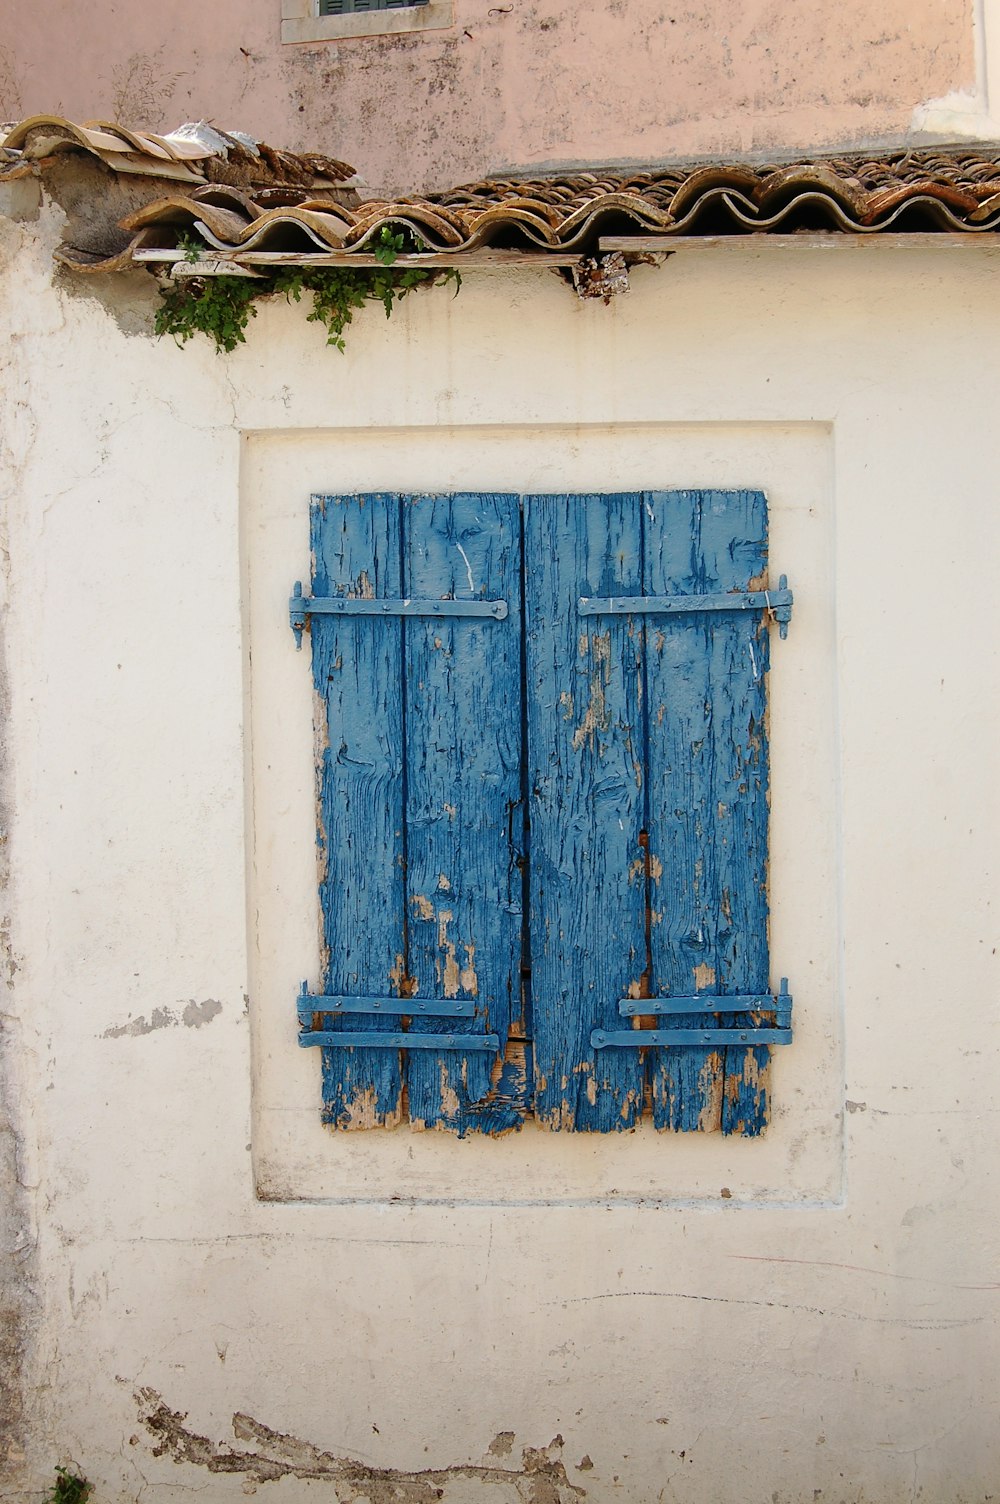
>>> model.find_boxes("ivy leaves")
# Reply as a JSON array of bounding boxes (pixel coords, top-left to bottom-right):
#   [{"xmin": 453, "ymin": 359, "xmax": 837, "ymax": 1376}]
[{"xmin": 152, "ymin": 227, "xmax": 461, "ymax": 355}]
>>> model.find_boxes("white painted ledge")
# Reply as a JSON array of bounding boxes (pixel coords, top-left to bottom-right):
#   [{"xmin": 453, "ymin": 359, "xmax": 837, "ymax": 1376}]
[{"xmin": 281, "ymin": 0, "xmax": 454, "ymax": 43}]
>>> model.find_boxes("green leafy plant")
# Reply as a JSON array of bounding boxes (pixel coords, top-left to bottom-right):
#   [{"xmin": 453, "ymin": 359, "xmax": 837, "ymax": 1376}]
[
  {"xmin": 46, "ymin": 1466, "xmax": 92, "ymax": 1504},
  {"xmin": 153, "ymin": 225, "xmax": 461, "ymax": 355},
  {"xmin": 178, "ymin": 230, "xmax": 204, "ymax": 264},
  {"xmin": 154, "ymin": 274, "xmax": 259, "ymax": 353},
  {"xmin": 373, "ymin": 225, "xmax": 406, "ymax": 266}
]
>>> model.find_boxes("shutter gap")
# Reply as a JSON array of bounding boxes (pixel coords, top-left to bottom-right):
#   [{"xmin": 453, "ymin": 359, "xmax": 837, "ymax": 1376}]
[
  {"xmin": 396, "ymin": 494, "xmax": 416, "ymax": 1123},
  {"xmin": 516, "ymin": 497, "xmax": 534, "ymax": 1051},
  {"xmin": 635, "ymin": 498, "xmax": 656, "ymax": 1061},
  {"xmin": 636, "ymin": 829, "xmax": 654, "ymax": 1017}
]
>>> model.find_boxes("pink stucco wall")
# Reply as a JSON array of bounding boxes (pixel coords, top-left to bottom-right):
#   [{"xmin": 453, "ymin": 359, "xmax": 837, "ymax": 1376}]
[{"xmin": 3, "ymin": 0, "xmax": 974, "ymax": 193}]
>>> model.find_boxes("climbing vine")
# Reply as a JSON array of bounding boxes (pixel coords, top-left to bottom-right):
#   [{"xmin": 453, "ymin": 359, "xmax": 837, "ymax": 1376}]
[{"xmin": 153, "ymin": 228, "xmax": 461, "ymax": 354}]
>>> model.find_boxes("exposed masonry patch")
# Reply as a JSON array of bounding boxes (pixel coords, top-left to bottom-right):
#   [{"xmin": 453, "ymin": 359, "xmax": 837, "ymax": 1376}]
[
  {"xmin": 103, "ymin": 999, "xmax": 222, "ymax": 1038},
  {"xmin": 136, "ymin": 1388, "xmax": 586, "ymax": 1503}
]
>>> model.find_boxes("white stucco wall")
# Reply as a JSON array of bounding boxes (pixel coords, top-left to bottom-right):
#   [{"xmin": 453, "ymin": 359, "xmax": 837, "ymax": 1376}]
[{"xmin": 1, "ymin": 198, "xmax": 998, "ymax": 1502}]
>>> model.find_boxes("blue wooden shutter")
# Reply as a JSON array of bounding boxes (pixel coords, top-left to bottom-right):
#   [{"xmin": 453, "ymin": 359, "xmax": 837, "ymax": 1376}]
[
  {"xmin": 525, "ymin": 489, "xmax": 776, "ymax": 1136},
  {"xmin": 303, "ymin": 489, "xmax": 784, "ymax": 1137},
  {"xmin": 308, "ymin": 493, "xmax": 528, "ymax": 1134}
]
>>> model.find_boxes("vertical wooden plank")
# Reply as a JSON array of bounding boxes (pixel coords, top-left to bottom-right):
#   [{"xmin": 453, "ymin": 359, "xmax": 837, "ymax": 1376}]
[
  {"xmin": 403, "ymin": 493, "xmax": 525, "ymax": 1135},
  {"xmin": 311, "ymin": 493, "xmax": 405, "ymax": 1128},
  {"xmin": 643, "ymin": 489, "xmax": 772, "ymax": 1135},
  {"xmin": 525, "ymin": 493, "xmax": 647, "ymax": 1131}
]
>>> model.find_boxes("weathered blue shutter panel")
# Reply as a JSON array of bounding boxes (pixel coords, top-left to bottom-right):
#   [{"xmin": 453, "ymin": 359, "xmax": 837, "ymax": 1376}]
[
  {"xmin": 525, "ymin": 494, "xmax": 648, "ymax": 1130},
  {"xmin": 310, "ymin": 493, "xmax": 406, "ymax": 1128},
  {"xmin": 308, "ymin": 493, "xmax": 527, "ymax": 1135},
  {"xmin": 401, "ymin": 494, "xmax": 526, "ymax": 1134},
  {"xmin": 642, "ymin": 490, "xmax": 772, "ymax": 1135}
]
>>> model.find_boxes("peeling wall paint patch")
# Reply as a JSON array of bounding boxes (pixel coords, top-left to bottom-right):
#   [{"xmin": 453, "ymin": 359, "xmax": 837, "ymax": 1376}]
[
  {"xmin": 181, "ymin": 997, "xmax": 223, "ymax": 1029},
  {"xmin": 102, "ymin": 1000, "xmax": 222, "ymax": 1038},
  {"xmin": 136, "ymin": 1389, "xmax": 586, "ymax": 1502},
  {"xmin": 102, "ymin": 1006, "xmax": 176, "ymax": 1038}
]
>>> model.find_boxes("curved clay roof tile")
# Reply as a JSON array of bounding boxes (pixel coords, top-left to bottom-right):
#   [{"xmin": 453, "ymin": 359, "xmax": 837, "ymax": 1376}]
[
  {"xmin": 346, "ymin": 205, "xmax": 468, "ymax": 249},
  {"xmin": 859, "ymin": 179, "xmax": 982, "ymax": 224},
  {"xmin": 654, "ymin": 165, "xmax": 764, "ymax": 222},
  {"xmin": 220, "ymin": 207, "xmax": 354, "ymax": 250},
  {"xmin": 120, "ymin": 196, "xmax": 219, "ymax": 231}
]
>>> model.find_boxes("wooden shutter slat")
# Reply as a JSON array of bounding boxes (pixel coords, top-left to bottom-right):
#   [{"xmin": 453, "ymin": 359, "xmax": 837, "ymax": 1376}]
[
  {"xmin": 402, "ymin": 493, "xmax": 526, "ymax": 1134},
  {"xmin": 525, "ymin": 493, "xmax": 647, "ymax": 1130},
  {"xmin": 311, "ymin": 493, "xmax": 405, "ymax": 1129},
  {"xmin": 643, "ymin": 489, "xmax": 772, "ymax": 1135}
]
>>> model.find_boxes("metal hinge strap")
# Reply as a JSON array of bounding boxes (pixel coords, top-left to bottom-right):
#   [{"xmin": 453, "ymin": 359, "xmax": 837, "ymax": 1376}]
[
  {"xmin": 592, "ymin": 1026, "xmax": 792, "ymax": 1048},
  {"xmin": 579, "ymin": 575, "xmax": 793, "ymax": 638},
  {"xmin": 592, "ymin": 979, "xmax": 793, "ymax": 1049},
  {"xmin": 617, "ymin": 981, "xmax": 791, "ymax": 1023},
  {"xmin": 296, "ymin": 984, "xmax": 496, "ymax": 1050},
  {"xmin": 290, "ymin": 581, "xmax": 508, "ymax": 648},
  {"xmin": 297, "ymin": 984, "xmax": 474, "ymax": 1020},
  {"xmin": 299, "ymin": 1031, "xmax": 500, "ymax": 1051}
]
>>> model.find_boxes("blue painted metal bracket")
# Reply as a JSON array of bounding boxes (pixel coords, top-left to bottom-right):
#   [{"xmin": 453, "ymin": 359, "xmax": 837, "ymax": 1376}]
[
  {"xmin": 592, "ymin": 1026, "xmax": 792, "ymax": 1048},
  {"xmin": 297, "ymin": 982, "xmax": 498, "ymax": 1051},
  {"xmin": 617, "ymin": 988, "xmax": 790, "ymax": 1019},
  {"xmin": 579, "ymin": 575, "xmax": 793, "ymax": 638},
  {"xmin": 290, "ymin": 581, "xmax": 508, "ymax": 648},
  {"xmin": 297, "ymin": 983, "xmax": 475, "ymax": 1022},
  {"xmin": 300, "ymin": 1031, "xmax": 501, "ymax": 1051},
  {"xmin": 592, "ymin": 979, "xmax": 793, "ymax": 1049}
]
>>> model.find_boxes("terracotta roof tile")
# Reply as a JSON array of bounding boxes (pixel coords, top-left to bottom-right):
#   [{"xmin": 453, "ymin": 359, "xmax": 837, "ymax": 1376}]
[
  {"xmin": 110, "ymin": 146, "xmax": 1000, "ymax": 271},
  {"xmin": 5, "ymin": 119, "xmax": 1000, "ymax": 273},
  {"xmin": 0, "ymin": 114, "xmax": 362, "ymax": 270},
  {"xmin": 0, "ymin": 114, "xmax": 357, "ymax": 190}
]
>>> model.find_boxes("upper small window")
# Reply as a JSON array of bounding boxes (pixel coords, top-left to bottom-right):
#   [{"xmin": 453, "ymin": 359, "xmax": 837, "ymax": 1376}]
[
  {"xmin": 282, "ymin": 0, "xmax": 451, "ymax": 42},
  {"xmin": 319, "ymin": 0, "xmax": 428, "ymax": 12}
]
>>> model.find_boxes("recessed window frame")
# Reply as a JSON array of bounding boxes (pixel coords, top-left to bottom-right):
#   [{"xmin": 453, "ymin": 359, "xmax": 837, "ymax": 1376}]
[{"xmin": 281, "ymin": 0, "xmax": 454, "ymax": 44}]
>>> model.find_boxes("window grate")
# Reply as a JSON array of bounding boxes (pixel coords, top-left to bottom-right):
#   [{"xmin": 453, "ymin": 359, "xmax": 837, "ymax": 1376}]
[{"xmin": 319, "ymin": 0, "xmax": 429, "ymax": 13}]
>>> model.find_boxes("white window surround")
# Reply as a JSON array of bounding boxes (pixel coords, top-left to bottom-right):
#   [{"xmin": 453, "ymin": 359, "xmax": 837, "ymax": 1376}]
[
  {"xmin": 245, "ymin": 419, "xmax": 841, "ymax": 1206},
  {"xmin": 281, "ymin": 0, "xmax": 454, "ymax": 43}
]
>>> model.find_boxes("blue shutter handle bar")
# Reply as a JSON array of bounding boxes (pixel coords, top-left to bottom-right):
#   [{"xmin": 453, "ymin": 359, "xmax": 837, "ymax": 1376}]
[{"xmin": 290, "ymin": 581, "xmax": 508, "ymax": 650}]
